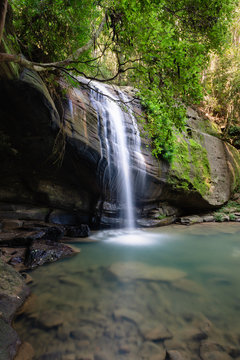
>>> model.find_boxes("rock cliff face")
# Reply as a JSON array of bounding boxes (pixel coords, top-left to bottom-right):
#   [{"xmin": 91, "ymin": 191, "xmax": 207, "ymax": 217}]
[{"xmin": 0, "ymin": 67, "xmax": 240, "ymax": 227}]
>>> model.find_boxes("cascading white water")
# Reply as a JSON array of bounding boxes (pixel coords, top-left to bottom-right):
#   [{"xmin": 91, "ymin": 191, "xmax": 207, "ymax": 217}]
[
  {"xmin": 119, "ymin": 91, "xmax": 146, "ymax": 190},
  {"xmin": 90, "ymin": 81, "xmax": 145, "ymax": 229}
]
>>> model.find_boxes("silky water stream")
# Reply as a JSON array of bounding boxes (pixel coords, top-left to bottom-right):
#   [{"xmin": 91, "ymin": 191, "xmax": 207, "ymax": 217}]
[{"xmin": 14, "ymin": 223, "xmax": 240, "ymax": 360}]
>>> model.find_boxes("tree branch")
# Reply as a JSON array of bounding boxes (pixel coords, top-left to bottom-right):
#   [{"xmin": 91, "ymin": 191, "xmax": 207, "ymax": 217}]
[{"xmin": 0, "ymin": 13, "xmax": 107, "ymax": 71}]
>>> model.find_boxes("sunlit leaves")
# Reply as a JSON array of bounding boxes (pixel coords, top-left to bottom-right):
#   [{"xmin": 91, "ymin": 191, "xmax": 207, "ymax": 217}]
[{"xmin": 9, "ymin": 0, "xmax": 238, "ymax": 159}]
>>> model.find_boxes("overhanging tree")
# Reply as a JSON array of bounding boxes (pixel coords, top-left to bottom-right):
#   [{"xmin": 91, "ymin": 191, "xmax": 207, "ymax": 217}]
[{"xmin": 0, "ymin": 0, "xmax": 238, "ymax": 159}]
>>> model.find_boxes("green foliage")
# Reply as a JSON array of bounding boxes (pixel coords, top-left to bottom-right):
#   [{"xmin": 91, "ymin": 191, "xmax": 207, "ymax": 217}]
[
  {"xmin": 229, "ymin": 213, "xmax": 237, "ymax": 220},
  {"xmin": 214, "ymin": 213, "xmax": 225, "ymax": 222},
  {"xmin": 213, "ymin": 200, "xmax": 240, "ymax": 222},
  {"xmin": 217, "ymin": 200, "xmax": 240, "ymax": 213},
  {"xmin": 9, "ymin": 0, "xmax": 238, "ymax": 160},
  {"xmin": 228, "ymin": 125, "xmax": 240, "ymax": 136},
  {"xmin": 157, "ymin": 214, "xmax": 167, "ymax": 220},
  {"xmin": 10, "ymin": 0, "xmax": 101, "ymax": 63},
  {"xmin": 203, "ymin": 4, "xmax": 240, "ymax": 137},
  {"xmin": 106, "ymin": 0, "xmax": 238, "ymax": 159}
]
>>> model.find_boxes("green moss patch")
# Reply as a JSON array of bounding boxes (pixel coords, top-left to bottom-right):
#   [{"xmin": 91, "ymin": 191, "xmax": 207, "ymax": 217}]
[{"xmin": 168, "ymin": 134, "xmax": 211, "ymax": 197}]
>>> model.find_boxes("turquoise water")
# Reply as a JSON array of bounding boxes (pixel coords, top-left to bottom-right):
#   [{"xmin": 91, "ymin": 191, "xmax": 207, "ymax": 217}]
[{"xmin": 14, "ymin": 223, "xmax": 240, "ymax": 359}]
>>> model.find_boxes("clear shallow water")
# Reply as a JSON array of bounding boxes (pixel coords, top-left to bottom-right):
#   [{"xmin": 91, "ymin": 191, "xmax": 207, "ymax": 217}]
[{"xmin": 15, "ymin": 223, "xmax": 240, "ymax": 359}]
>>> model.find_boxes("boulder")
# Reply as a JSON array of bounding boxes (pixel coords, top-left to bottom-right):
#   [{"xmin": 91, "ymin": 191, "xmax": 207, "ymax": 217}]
[
  {"xmin": 0, "ymin": 258, "xmax": 29, "ymax": 359},
  {"xmin": 0, "ymin": 258, "xmax": 29, "ymax": 322},
  {"xmin": 180, "ymin": 215, "xmax": 203, "ymax": 225},
  {"xmin": 24, "ymin": 240, "xmax": 79, "ymax": 268}
]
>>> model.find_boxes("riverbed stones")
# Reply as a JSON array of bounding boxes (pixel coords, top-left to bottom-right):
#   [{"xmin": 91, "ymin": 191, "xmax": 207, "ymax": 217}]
[
  {"xmin": 113, "ymin": 308, "xmax": 143, "ymax": 325},
  {"xmin": 0, "ymin": 318, "xmax": 21, "ymax": 360},
  {"xmin": 180, "ymin": 215, "xmax": 204, "ymax": 225},
  {"xmin": 70, "ymin": 326, "xmax": 96, "ymax": 340},
  {"xmin": 108, "ymin": 262, "xmax": 186, "ymax": 282},
  {"xmin": 14, "ymin": 341, "xmax": 35, "ymax": 360},
  {"xmin": 167, "ymin": 350, "xmax": 189, "ymax": 360},
  {"xmin": 171, "ymin": 278, "xmax": 204, "ymax": 295},
  {"xmin": 38, "ymin": 310, "xmax": 64, "ymax": 329},
  {"xmin": 199, "ymin": 341, "xmax": 233, "ymax": 360},
  {"xmin": 140, "ymin": 323, "xmax": 173, "ymax": 341},
  {"xmin": 94, "ymin": 352, "xmax": 112, "ymax": 360},
  {"xmin": 139, "ymin": 341, "xmax": 166, "ymax": 360},
  {"xmin": 202, "ymin": 215, "xmax": 215, "ymax": 222}
]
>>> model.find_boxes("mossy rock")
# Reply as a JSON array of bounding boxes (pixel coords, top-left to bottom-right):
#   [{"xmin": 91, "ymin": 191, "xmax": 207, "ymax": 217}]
[
  {"xmin": 168, "ymin": 113, "xmax": 240, "ymax": 207},
  {"xmin": 169, "ymin": 133, "xmax": 211, "ymax": 198}
]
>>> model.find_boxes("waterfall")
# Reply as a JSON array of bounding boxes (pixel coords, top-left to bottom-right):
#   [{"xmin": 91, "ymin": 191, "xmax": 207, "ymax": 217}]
[{"xmin": 89, "ymin": 81, "xmax": 145, "ymax": 229}]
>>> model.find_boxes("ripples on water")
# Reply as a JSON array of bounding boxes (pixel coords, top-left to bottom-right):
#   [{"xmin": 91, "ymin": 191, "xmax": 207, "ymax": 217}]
[{"xmin": 14, "ymin": 223, "xmax": 240, "ymax": 360}]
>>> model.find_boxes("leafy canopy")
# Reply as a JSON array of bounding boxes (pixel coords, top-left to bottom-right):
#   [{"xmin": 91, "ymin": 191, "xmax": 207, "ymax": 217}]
[
  {"xmin": 10, "ymin": 0, "xmax": 238, "ymax": 160},
  {"xmin": 203, "ymin": 3, "xmax": 240, "ymax": 144}
]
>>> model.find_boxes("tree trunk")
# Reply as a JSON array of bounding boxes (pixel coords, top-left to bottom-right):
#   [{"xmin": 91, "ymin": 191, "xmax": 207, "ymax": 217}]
[{"xmin": 0, "ymin": 0, "xmax": 8, "ymax": 45}]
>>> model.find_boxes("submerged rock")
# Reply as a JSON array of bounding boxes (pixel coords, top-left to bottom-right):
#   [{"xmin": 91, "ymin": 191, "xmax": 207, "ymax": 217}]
[
  {"xmin": 108, "ymin": 262, "xmax": 186, "ymax": 282},
  {"xmin": 113, "ymin": 308, "xmax": 143, "ymax": 325},
  {"xmin": 139, "ymin": 341, "xmax": 166, "ymax": 360},
  {"xmin": 37, "ymin": 310, "xmax": 64, "ymax": 329},
  {"xmin": 14, "ymin": 342, "xmax": 35, "ymax": 360},
  {"xmin": 171, "ymin": 278, "xmax": 204, "ymax": 295},
  {"xmin": 140, "ymin": 323, "xmax": 173, "ymax": 341},
  {"xmin": 70, "ymin": 326, "xmax": 96, "ymax": 341},
  {"xmin": 200, "ymin": 341, "xmax": 233, "ymax": 360},
  {"xmin": 167, "ymin": 350, "xmax": 189, "ymax": 360},
  {"xmin": 0, "ymin": 319, "xmax": 20, "ymax": 360}
]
